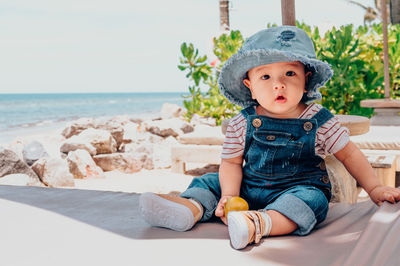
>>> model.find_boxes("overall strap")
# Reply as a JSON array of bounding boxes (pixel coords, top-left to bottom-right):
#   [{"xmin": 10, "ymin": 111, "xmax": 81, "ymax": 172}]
[
  {"xmin": 241, "ymin": 105, "xmax": 257, "ymax": 157},
  {"xmin": 240, "ymin": 105, "xmax": 257, "ymax": 117},
  {"xmin": 312, "ymin": 107, "xmax": 334, "ymax": 128}
]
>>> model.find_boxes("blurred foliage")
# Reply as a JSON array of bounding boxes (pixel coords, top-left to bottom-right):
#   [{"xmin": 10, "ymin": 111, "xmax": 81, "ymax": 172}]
[
  {"xmin": 178, "ymin": 31, "xmax": 243, "ymax": 125},
  {"xmin": 179, "ymin": 22, "xmax": 400, "ymax": 121},
  {"xmin": 297, "ymin": 21, "xmax": 400, "ymax": 116}
]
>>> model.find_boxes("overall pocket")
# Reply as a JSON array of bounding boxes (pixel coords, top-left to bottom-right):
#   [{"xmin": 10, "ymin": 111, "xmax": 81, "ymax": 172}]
[{"xmin": 248, "ymin": 130, "xmax": 304, "ymax": 178}]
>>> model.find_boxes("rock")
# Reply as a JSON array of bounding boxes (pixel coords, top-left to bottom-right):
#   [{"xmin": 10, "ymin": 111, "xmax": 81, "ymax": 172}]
[
  {"xmin": 130, "ymin": 118, "xmax": 143, "ymax": 124},
  {"xmin": 123, "ymin": 143, "xmax": 153, "ymax": 154},
  {"xmin": 146, "ymin": 133, "xmax": 164, "ymax": 144},
  {"xmin": 120, "ymin": 142, "xmax": 154, "ymax": 170},
  {"xmin": 190, "ymin": 114, "xmax": 217, "ymax": 127},
  {"xmin": 164, "ymin": 136, "xmax": 179, "ymax": 145},
  {"xmin": 144, "ymin": 120, "xmax": 179, "ymax": 138},
  {"xmin": 0, "ymin": 147, "xmax": 42, "ymax": 186},
  {"xmin": 22, "ymin": 141, "xmax": 49, "ymax": 166},
  {"xmin": 67, "ymin": 149, "xmax": 105, "ymax": 179},
  {"xmin": 93, "ymin": 153, "xmax": 143, "ymax": 173},
  {"xmin": 4, "ymin": 139, "xmax": 25, "ymax": 160},
  {"xmin": 144, "ymin": 118, "xmax": 190, "ymax": 138},
  {"xmin": 94, "ymin": 118, "xmax": 125, "ymax": 149},
  {"xmin": 60, "ymin": 128, "xmax": 117, "ymax": 155},
  {"xmin": 135, "ymin": 152, "xmax": 154, "ymax": 170},
  {"xmin": 121, "ymin": 122, "xmax": 142, "ymax": 144},
  {"xmin": 161, "ymin": 103, "xmax": 184, "ymax": 119},
  {"xmin": 0, "ymin": 174, "xmax": 36, "ymax": 186},
  {"xmin": 181, "ymin": 122, "xmax": 194, "ymax": 134},
  {"xmin": 144, "ymin": 160, "xmax": 154, "ymax": 170},
  {"xmin": 31, "ymin": 157, "xmax": 75, "ymax": 187},
  {"xmin": 78, "ymin": 128, "xmax": 117, "ymax": 154},
  {"xmin": 109, "ymin": 115, "xmax": 132, "ymax": 126},
  {"xmin": 152, "ymin": 143, "xmax": 172, "ymax": 169},
  {"xmin": 179, "ymin": 125, "xmax": 224, "ymax": 145},
  {"xmin": 142, "ymin": 157, "xmax": 154, "ymax": 170},
  {"xmin": 61, "ymin": 117, "xmax": 95, "ymax": 139},
  {"xmin": 60, "ymin": 139, "xmax": 97, "ymax": 156}
]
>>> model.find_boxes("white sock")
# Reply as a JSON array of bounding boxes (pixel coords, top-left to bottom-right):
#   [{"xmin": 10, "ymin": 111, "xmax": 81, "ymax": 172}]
[
  {"xmin": 189, "ymin": 198, "xmax": 204, "ymax": 218},
  {"xmin": 260, "ymin": 212, "xmax": 272, "ymax": 236}
]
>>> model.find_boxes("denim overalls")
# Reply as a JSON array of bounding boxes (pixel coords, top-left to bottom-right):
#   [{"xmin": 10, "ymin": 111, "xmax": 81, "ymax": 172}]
[{"xmin": 181, "ymin": 105, "xmax": 333, "ymax": 235}]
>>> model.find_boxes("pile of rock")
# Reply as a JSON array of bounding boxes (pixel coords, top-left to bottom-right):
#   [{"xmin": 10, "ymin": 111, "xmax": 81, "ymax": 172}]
[{"xmin": 0, "ymin": 103, "xmax": 216, "ymax": 188}]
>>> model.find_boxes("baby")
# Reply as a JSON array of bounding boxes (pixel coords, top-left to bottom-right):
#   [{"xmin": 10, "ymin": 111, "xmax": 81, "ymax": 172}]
[{"xmin": 140, "ymin": 26, "xmax": 400, "ymax": 250}]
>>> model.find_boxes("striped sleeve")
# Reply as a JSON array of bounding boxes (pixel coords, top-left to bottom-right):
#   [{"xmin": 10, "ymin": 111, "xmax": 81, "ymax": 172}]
[
  {"xmin": 315, "ymin": 115, "xmax": 350, "ymax": 157},
  {"xmin": 221, "ymin": 113, "xmax": 247, "ymax": 159}
]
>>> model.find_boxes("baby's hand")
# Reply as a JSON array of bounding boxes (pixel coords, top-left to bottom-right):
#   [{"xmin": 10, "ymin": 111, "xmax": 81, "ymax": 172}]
[
  {"xmin": 214, "ymin": 196, "xmax": 232, "ymax": 225},
  {"xmin": 369, "ymin": 186, "xmax": 400, "ymax": 206}
]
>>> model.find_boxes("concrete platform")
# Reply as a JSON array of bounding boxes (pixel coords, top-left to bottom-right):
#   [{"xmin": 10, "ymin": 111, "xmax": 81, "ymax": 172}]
[{"xmin": 1, "ymin": 185, "xmax": 400, "ymax": 266}]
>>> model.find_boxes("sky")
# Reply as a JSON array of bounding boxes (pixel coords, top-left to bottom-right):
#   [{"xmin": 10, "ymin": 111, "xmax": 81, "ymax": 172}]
[{"xmin": 0, "ymin": 0, "xmax": 376, "ymax": 94}]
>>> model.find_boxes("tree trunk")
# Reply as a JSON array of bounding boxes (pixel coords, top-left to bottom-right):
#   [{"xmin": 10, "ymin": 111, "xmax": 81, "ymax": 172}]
[
  {"xmin": 219, "ymin": 0, "xmax": 229, "ymax": 32},
  {"xmin": 281, "ymin": 0, "xmax": 296, "ymax": 26},
  {"xmin": 390, "ymin": 0, "xmax": 400, "ymax": 24}
]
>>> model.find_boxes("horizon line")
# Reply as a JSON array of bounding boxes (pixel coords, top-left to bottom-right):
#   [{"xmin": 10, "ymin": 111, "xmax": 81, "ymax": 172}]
[{"xmin": 0, "ymin": 91, "xmax": 188, "ymax": 95}]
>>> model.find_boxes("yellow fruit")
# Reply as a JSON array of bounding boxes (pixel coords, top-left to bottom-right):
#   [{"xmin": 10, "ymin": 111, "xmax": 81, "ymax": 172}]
[{"xmin": 224, "ymin": 196, "xmax": 249, "ymax": 217}]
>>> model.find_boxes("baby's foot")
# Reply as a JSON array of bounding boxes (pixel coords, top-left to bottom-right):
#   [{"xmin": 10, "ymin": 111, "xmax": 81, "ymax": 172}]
[
  {"xmin": 139, "ymin": 192, "xmax": 203, "ymax": 231},
  {"xmin": 227, "ymin": 210, "xmax": 272, "ymax": 249}
]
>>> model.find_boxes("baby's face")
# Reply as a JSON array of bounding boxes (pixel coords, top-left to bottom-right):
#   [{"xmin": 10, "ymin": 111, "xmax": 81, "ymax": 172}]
[{"xmin": 243, "ymin": 61, "xmax": 310, "ymax": 118}]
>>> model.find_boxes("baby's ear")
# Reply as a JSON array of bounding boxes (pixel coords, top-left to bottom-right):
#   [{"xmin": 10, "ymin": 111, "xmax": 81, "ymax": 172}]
[
  {"xmin": 305, "ymin": 72, "xmax": 312, "ymax": 84},
  {"xmin": 243, "ymin": 79, "xmax": 256, "ymax": 99},
  {"xmin": 243, "ymin": 78, "xmax": 251, "ymax": 89},
  {"xmin": 304, "ymin": 72, "xmax": 312, "ymax": 92}
]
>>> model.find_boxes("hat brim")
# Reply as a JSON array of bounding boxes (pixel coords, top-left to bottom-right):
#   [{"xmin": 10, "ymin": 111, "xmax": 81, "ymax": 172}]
[{"xmin": 218, "ymin": 49, "xmax": 333, "ymax": 108}]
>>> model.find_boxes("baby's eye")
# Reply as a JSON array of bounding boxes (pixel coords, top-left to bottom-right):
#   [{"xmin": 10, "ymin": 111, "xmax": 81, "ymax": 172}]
[
  {"xmin": 286, "ymin": 71, "xmax": 296, "ymax": 76},
  {"xmin": 261, "ymin": 75, "xmax": 270, "ymax": 80}
]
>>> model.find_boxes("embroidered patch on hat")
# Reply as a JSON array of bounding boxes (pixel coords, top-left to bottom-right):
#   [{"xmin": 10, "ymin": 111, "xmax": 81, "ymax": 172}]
[{"xmin": 276, "ymin": 30, "xmax": 296, "ymax": 47}]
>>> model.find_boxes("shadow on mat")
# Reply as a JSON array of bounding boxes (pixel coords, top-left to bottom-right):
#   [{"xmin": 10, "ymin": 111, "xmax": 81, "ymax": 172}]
[{"xmin": 0, "ymin": 185, "xmax": 228, "ymax": 240}]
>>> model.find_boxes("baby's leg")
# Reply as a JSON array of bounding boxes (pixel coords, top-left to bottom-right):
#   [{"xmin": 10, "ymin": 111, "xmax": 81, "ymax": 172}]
[
  {"xmin": 228, "ymin": 185, "xmax": 329, "ymax": 249},
  {"xmin": 180, "ymin": 172, "xmax": 221, "ymax": 221},
  {"xmin": 140, "ymin": 172, "xmax": 221, "ymax": 231},
  {"xmin": 265, "ymin": 185, "xmax": 329, "ymax": 236},
  {"xmin": 266, "ymin": 209, "xmax": 297, "ymax": 235}
]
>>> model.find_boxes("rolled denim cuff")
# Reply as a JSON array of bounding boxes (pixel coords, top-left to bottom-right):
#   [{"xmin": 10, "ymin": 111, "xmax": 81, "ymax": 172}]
[
  {"xmin": 265, "ymin": 193, "xmax": 316, "ymax": 235},
  {"xmin": 181, "ymin": 187, "xmax": 218, "ymax": 222}
]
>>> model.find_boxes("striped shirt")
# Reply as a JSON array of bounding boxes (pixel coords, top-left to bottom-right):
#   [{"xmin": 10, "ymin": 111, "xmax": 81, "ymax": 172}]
[{"xmin": 221, "ymin": 103, "xmax": 350, "ymax": 159}]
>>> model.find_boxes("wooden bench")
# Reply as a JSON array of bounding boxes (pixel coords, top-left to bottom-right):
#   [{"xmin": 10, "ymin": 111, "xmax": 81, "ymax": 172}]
[
  {"xmin": 171, "ymin": 144, "xmax": 222, "ymax": 173},
  {"xmin": 171, "ymin": 125, "xmax": 224, "ymax": 173},
  {"xmin": 366, "ymin": 154, "xmax": 396, "ymax": 187}
]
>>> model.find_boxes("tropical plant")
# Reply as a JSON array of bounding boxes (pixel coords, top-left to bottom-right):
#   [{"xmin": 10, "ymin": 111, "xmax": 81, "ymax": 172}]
[
  {"xmin": 178, "ymin": 31, "xmax": 243, "ymax": 125},
  {"xmin": 319, "ymin": 25, "xmax": 381, "ymax": 116}
]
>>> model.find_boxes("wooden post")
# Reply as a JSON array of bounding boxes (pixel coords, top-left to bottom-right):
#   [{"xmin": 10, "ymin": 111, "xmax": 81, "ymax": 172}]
[
  {"xmin": 382, "ymin": 0, "xmax": 391, "ymax": 99},
  {"xmin": 361, "ymin": 0, "xmax": 400, "ymax": 125},
  {"xmin": 219, "ymin": 0, "xmax": 230, "ymax": 32},
  {"xmin": 281, "ymin": 0, "xmax": 296, "ymax": 26},
  {"xmin": 391, "ymin": 0, "xmax": 400, "ymax": 24}
]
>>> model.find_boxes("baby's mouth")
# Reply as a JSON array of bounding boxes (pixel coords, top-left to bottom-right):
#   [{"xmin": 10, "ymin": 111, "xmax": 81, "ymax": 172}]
[{"xmin": 275, "ymin": 95, "xmax": 286, "ymax": 102}]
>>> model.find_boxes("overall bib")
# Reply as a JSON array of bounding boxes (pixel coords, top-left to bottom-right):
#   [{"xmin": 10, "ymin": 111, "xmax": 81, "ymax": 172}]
[{"xmin": 181, "ymin": 106, "xmax": 333, "ymax": 235}]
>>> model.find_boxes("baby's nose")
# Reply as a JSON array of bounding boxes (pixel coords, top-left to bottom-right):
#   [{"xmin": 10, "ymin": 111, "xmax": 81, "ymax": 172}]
[{"xmin": 273, "ymin": 81, "xmax": 285, "ymax": 90}]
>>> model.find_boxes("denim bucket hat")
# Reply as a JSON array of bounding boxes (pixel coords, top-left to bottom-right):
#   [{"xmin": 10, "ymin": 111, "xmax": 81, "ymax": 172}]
[{"xmin": 218, "ymin": 26, "xmax": 333, "ymax": 107}]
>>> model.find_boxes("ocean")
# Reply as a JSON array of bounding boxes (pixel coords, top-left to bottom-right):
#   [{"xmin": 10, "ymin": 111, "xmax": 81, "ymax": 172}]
[{"xmin": 0, "ymin": 92, "xmax": 187, "ymax": 143}]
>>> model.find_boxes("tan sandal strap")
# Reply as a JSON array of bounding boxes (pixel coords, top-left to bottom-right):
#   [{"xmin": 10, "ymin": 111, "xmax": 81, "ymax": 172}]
[{"xmin": 245, "ymin": 211, "xmax": 266, "ymax": 244}]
